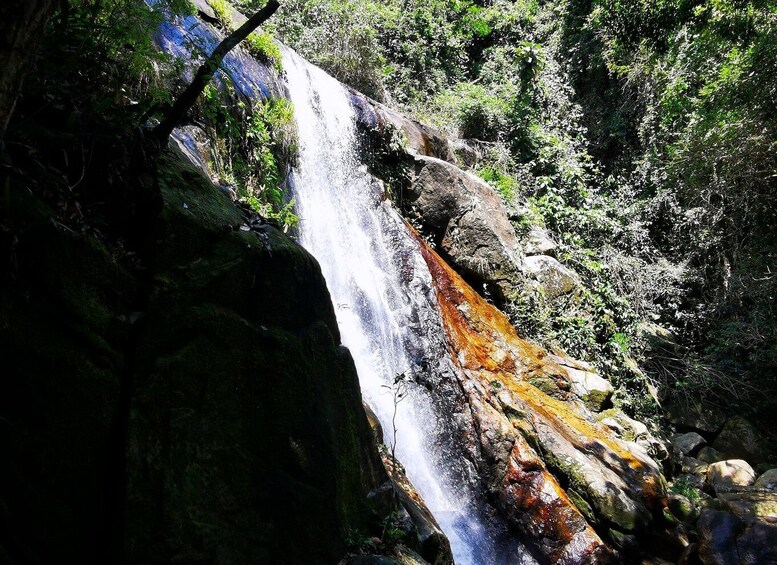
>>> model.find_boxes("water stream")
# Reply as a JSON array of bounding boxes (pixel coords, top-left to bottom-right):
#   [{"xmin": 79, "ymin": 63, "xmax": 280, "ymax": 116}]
[{"xmin": 282, "ymin": 48, "xmax": 529, "ymax": 564}]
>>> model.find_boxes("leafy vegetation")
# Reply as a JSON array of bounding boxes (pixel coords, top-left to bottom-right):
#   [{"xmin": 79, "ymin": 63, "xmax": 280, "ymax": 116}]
[{"xmin": 200, "ymin": 84, "xmax": 298, "ymax": 230}]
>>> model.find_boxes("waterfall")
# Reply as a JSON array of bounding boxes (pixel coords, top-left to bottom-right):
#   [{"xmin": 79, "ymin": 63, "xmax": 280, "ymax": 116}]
[{"xmin": 282, "ymin": 48, "xmax": 532, "ymax": 565}]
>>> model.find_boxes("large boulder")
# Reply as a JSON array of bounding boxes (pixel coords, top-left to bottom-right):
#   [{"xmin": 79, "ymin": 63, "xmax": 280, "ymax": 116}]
[
  {"xmin": 713, "ymin": 416, "xmax": 770, "ymax": 465},
  {"xmin": 403, "ymin": 155, "xmax": 527, "ymax": 303},
  {"xmin": 707, "ymin": 460, "xmax": 756, "ymax": 494},
  {"xmin": 126, "ymin": 153, "xmax": 389, "ymax": 564}
]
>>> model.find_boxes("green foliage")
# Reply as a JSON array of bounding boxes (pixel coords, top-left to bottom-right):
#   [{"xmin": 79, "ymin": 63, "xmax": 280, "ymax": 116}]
[
  {"xmin": 200, "ymin": 84, "xmax": 298, "ymax": 230},
  {"xmin": 245, "ymin": 30, "xmax": 283, "ymax": 71},
  {"xmin": 670, "ymin": 476, "xmax": 701, "ymax": 502},
  {"xmin": 208, "ymin": 0, "xmax": 234, "ymax": 29}
]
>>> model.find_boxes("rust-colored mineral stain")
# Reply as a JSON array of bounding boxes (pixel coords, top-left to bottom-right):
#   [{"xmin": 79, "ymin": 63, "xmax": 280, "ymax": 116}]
[{"xmin": 413, "ymin": 230, "xmax": 664, "ymax": 507}]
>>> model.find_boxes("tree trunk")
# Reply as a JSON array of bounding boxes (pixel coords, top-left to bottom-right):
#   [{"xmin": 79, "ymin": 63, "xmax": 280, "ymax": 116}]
[
  {"xmin": 152, "ymin": 0, "xmax": 280, "ymax": 142},
  {"xmin": 0, "ymin": 0, "xmax": 57, "ymax": 140}
]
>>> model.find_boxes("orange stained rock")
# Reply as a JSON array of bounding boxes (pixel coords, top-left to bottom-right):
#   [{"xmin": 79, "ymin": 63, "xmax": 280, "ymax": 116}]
[{"xmin": 413, "ymin": 230, "xmax": 665, "ymax": 508}]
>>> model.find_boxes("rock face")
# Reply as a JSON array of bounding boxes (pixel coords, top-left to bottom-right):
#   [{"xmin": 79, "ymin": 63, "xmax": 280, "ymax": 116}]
[
  {"xmin": 713, "ymin": 416, "xmax": 770, "ymax": 465},
  {"xmin": 0, "ymin": 150, "xmax": 389, "ymax": 564},
  {"xmin": 524, "ymin": 254, "xmax": 580, "ymax": 299},
  {"xmin": 414, "ymin": 233, "xmax": 667, "ymax": 561},
  {"xmin": 404, "ymin": 154, "xmax": 527, "ymax": 303}
]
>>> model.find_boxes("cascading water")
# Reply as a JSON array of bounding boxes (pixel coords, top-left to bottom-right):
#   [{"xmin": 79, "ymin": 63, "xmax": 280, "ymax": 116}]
[{"xmin": 282, "ymin": 48, "xmax": 532, "ymax": 564}]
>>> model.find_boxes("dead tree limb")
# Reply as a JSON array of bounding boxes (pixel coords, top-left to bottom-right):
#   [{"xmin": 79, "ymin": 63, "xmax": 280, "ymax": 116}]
[{"xmin": 152, "ymin": 0, "xmax": 280, "ymax": 142}]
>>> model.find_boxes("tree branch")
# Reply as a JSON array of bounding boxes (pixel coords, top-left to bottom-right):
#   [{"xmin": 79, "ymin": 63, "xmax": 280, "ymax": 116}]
[{"xmin": 152, "ymin": 0, "xmax": 280, "ymax": 142}]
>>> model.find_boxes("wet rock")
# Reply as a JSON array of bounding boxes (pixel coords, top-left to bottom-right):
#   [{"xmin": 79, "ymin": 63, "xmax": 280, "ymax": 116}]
[
  {"xmin": 713, "ymin": 416, "xmax": 770, "ymax": 465},
  {"xmin": 416, "ymin": 237, "xmax": 666, "ymax": 559},
  {"xmin": 392, "ymin": 477, "xmax": 454, "ymax": 565},
  {"xmin": 364, "ymin": 402, "xmax": 385, "ymax": 444},
  {"xmin": 171, "ymin": 124, "xmax": 215, "ymax": 176},
  {"xmin": 671, "ymin": 432, "xmax": 707, "ymax": 456},
  {"xmin": 406, "ymin": 154, "xmax": 526, "ymax": 303},
  {"xmin": 755, "ymin": 468, "xmax": 777, "ymax": 490},
  {"xmin": 697, "ymin": 446, "xmax": 726, "ymax": 464},
  {"xmin": 524, "ymin": 255, "xmax": 580, "ymax": 299},
  {"xmin": 707, "ymin": 460, "xmax": 756, "ymax": 493},
  {"xmin": 563, "ymin": 366, "xmax": 614, "ymax": 412}
]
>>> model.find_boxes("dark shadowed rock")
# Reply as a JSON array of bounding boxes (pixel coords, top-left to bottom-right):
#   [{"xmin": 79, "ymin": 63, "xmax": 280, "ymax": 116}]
[
  {"xmin": 713, "ymin": 416, "xmax": 770, "ymax": 465},
  {"xmin": 697, "ymin": 446, "xmax": 726, "ymax": 464},
  {"xmin": 665, "ymin": 399, "xmax": 726, "ymax": 434},
  {"xmin": 671, "ymin": 432, "xmax": 707, "ymax": 457},
  {"xmin": 697, "ymin": 510, "xmax": 743, "ymax": 565},
  {"xmin": 755, "ymin": 468, "xmax": 777, "ymax": 490},
  {"xmin": 0, "ymin": 149, "xmax": 395, "ymax": 564}
]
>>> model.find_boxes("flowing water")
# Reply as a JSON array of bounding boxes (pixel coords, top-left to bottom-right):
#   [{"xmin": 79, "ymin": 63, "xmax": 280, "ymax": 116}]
[{"xmin": 282, "ymin": 48, "xmax": 531, "ymax": 564}]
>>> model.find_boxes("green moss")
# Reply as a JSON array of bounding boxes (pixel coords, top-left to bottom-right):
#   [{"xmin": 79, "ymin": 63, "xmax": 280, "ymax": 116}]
[
  {"xmin": 245, "ymin": 30, "xmax": 283, "ymax": 72},
  {"xmin": 527, "ymin": 375, "xmax": 562, "ymax": 397},
  {"xmin": 567, "ymin": 488, "xmax": 597, "ymax": 524},
  {"xmin": 207, "ymin": 0, "xmax": 233, "ymax": 29}
]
